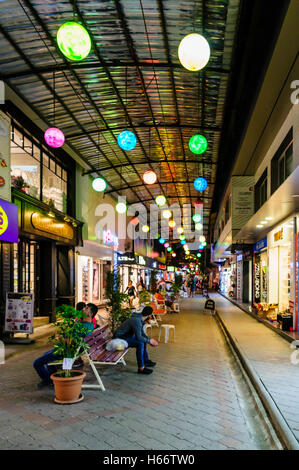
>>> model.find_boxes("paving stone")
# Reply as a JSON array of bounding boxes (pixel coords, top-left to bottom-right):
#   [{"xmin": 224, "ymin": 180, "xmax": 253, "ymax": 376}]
[{"xmin": 0, "ymin": 297, "xmax": 278, "ymax": 450}]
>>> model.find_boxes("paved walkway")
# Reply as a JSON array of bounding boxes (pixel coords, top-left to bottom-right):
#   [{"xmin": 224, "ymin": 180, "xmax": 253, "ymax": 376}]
[
  {"xmin": 0, "ymin": 298, "xmax": 276, "ymax": 450},
  {"xmin": 212, "ymin": 294, "xmax": 299, "ymax": 444}
]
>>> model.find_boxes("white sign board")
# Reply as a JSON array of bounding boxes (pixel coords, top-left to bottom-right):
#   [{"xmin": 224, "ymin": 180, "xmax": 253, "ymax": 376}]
[
  {"xmin": 231, "ymin": 176, "xmax": 254, "ymax": 230},
  {"xmin": 5, "ymin": 292, "xmax": 34, "ymax": 334},
  {"xmin": 0, "ymin": 110, "xmax": 11, "ymax": 202}
]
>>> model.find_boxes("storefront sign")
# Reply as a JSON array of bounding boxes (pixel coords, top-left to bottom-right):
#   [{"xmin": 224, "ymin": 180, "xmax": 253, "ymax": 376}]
[
  {"xmin": 117, "ymin": 253, "xmax": 136, "ymax": 265},
  {"xmin": 159, "ymin": 264, "xmax": 166, "ymax": 270},
  {"xmin": 5, "ymin": 292, "xmax": 34, "ymax": 334},
  {"xmin": 0, "ymin": 111, "xmax": 11, "ymax": 201},
  {"xmin": 167, "ymin": 266, "xmax": 175, "ymax": 272},
  {"xmin": 31, "ymin": 212, "xmax": 73, "ymax": 240},
  {"xmin": 103, "ymin": 229, "xmax": 119, "ymax": 248},
  {"xmin": 274, "ymin": 228, "xmax": 283, "ymax": 242},
  {"xmin": 254, "ymin": 253, "xmax": 261, "ymax": 303},
  {"xmin": 138, "ymin": 255, "xmax": 146, "ymax": 266},
  {"xmin": 0, "ymin": 198, "xmax": 18, "ymax": 243},
  {"xmin": 237, "ymin": 260, "xmax": 243, "ymax": 302},
  {"xmin": 236, "ymin": 254, "xmax": 243, "ymax": 262},
  {"xmin": 254, "ymin": 237, "xmax": 267, "ymax": 253}
]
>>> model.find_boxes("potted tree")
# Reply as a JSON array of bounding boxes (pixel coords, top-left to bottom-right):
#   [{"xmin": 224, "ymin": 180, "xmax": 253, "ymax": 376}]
[
  {"xmin": 49, "ymin": 305, "xmax": 90, "ymax": 404},
  {"xmin": 138, "ymin": 288, "xmax": 151, "ymax": 305},
  {"xmin": 105, "ymin": 271, "xmax": 131, "ymax": 333}
]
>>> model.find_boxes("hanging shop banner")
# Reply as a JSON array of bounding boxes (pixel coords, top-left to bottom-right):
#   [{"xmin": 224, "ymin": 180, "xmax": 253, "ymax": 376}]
[
  {"xmin": 231, "ymin": 176, "xmax": 254, "ymax": 230},
  {"xmin": 254, "ymin": 237, "xmax": 267, "ymax": 253},
  {"xmin": 254, "ymin": 253, "xmax": 261, "ymax": 303},
  {"xmin": 0, "ymin": 111, "xmax": 10, "ymax": 202},
  {"xmin": 5, "ymin": 292, "xmax": 34, "ymax": 334},
  {"xmin": 237, "ymin": 260, "xmax": 243, "ymax": 302},
  {"xmin": 0, "ymin": 198, "xmax": 18, "ymax": 243}
]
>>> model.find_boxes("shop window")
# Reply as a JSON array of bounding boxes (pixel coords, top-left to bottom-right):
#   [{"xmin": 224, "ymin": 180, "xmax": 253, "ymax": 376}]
[
  {"xmin": 10, "ymin": 119, "xmax": 69, "ymax": 214},
  {"xmin": 254, "ymin": 169, "xmax": 267, "ymax": 212},
  {"xmin": 11, "ymin": 140, "xmax": 41, "ymax": 199},
  {"xmin": 271, "ymin": 128, "xmax": 293, "ymax": 194},
  {"xmin": 43, "ymin": 164, "xmax": 67, "ymax": 213}
]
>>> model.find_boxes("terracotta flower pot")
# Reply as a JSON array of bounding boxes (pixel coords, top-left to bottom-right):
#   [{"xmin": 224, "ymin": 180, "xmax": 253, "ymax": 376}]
[{"xmin": 50, "ymin": 370, "xmax": 86, "ymax": 404}]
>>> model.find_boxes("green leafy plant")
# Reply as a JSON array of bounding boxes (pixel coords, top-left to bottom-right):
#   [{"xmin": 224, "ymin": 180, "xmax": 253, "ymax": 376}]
[
  {"xmin": 149, "ymin": 269, "xmax": 158, "ymax": 294},
  {"xmin": 105, "ymin": 271, "xmax": 131, "ymax": 333},
  {"xmin": 170, "ymin": 274, "xmax": 183, "ymax": 300},
  {"xmin": 49, "ymin": 305, "xmax": 90, "ymax": 378},
  {"xmin": 138, "ymin": 288, "xmax": 151, "ymax": 305}
]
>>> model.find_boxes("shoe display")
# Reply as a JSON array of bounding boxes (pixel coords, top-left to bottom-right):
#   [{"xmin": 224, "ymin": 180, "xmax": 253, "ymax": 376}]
[
  {"xmin": 138, "ymin": 367, "xmax": 153, "ymax": 375},
  {"xmin": 145, "ymin": 360, "xmax": 156, "ymax": 367}
]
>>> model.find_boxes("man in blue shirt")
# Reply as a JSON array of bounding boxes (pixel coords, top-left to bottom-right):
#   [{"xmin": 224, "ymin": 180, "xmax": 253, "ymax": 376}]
[{"xmin": 114, "ymin": 306, "xmax": 158, "ymax": 375}]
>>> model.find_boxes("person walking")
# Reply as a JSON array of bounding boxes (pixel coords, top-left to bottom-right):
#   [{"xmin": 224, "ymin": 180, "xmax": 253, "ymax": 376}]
[{"xmin": 125, "ymin": 280, "xmax": 137, "ymax": 307}]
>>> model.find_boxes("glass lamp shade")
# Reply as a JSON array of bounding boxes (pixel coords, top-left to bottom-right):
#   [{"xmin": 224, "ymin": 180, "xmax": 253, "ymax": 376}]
[
  {"xmin": 143, "ymin": 170, "xmax": 157, "ymax": 185},
  {"xmin": 116, "ymin": 202, "xmax": 127, "ymax": 214},
  {"xmin": 189, "ymin": 134, "xmax": 208, "ymax": 155},
  {"xmin": 130, "ymin": 217, "xmax": 139, "ymax": 226},
  {"xmin": 172, "ymin": 253, "xmax": 177, "ymax": 258},
  {"xmin": 178, "ymin": 33, "xmax": 210, "ymax": 71},
  {"xmin": 162, "ymin": 209, "xmax": 172, "ymax": 219},
  {"xmin": 155, "ymin": 195, "xmax": 167, "ymax": 207},
  {"xmin": 117, "ymin": 130, "xmax": 137, "ymax": 151},
  {"xmin": 168, "ymin": 220, "xmax": 176, "ymax": 228},
  {"xmin": 57, "ymin": 22, "xmax": 91, "ymax": 61},
  {"xmin": 197, "ymin": 253, "xmax": 202, "ymax": 258},
  {"xmin": 167, "ymin": 247, "xmax": 172, "ymax": 252},
  {"xmin": 195, "ymin": 223, "xmax": 203, "ymax": 231},
  {"xmin": 142, "ymin": 225, "xmax": 150, "ymax": 233},
  {"xmin": 181, "ymin": 240, "xmax": 186, "ymax": 245},
  {"xmin": 199, "ymin": 235, "xmax": 206, "ymax": 243},
  {"xmin": 177, "ymin": 227, "xmax": 184, "ymax": 234},
  {"xmin": 179, "ymin": 235, "xmax": 185, "ymax": 241},
  {"xmin": 44, "ymin": 127, "xmax": 65, "ymax": 148},
  {"xmin": 192, "ymin": 213, "xmax": 201, "ymax": 223},
  {"xmin": 194, "ymin": 199, "xmax": 203, "ymax": 208},
  {"xmin": 164, "ymin": 242, "xmax": 170, "ymax": 248},
  {"xmin": 159, "ymin": 238, "xmax": 165, "ymax": 244},
  {"xmin": 194, "ymin": 177, "xmax": 208, "ymax": 191},
  {"xmin": 92, "ymin": 177, "xmax": 106, "ymax": 192}
]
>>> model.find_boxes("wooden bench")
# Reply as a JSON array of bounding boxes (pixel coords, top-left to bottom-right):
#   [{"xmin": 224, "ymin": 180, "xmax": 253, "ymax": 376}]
[{"xmin": 49, "ymin": 324, "xmax": 128, "ymax": 392}]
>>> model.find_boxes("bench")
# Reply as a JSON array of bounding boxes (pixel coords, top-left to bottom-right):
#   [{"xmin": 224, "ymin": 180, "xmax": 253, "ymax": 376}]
[{"xmin": 49, "ymin": 324, "xmax": 128, "ymax": 392}]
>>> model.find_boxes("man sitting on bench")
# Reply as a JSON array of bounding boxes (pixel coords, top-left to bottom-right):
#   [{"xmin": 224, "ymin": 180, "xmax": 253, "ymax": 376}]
[
  {"xmin": 114, "ymin": 306, "xmax": 158, "ymax": 375},
  {"xmin": 33, "ymin": 303, "xmax": 98, "ymax": 389}
]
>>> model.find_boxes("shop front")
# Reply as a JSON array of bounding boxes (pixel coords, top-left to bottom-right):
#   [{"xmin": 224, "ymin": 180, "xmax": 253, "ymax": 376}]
[
  {"xmin": 75, "ymin": 241, "xmax": 113, "ymax": 306},
  {"xmin": 253, "ymin": 237, "xmax": 268, "ymax": 307},
  {"xmin": 11, "ymin": 190, "xmax": 82, "ymax": 322},
  {"xmin": 268, "ymin": 219, "xmax": 294, "ymax": 318},
  {"xmin": 220, "ymin": 257, "xmax": 236, "ymax": 298}
]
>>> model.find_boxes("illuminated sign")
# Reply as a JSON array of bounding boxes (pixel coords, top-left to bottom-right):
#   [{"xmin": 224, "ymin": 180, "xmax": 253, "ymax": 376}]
[
  {"xmin": 138, "ymin": 256, "xmax": 146, "ymax": 266},
  {"xmin": 167, "ymin": 266, "xmax": 175, "ymax": 272},
  {"xmin": 103, "ymin": 230, "xmax": 119, "ymax": 248},
  {"xmin": 31, "ymin": 213, "xmax": 73, "ymax": 240},
  {"xmin": 117, "ymin": 253, "xmax": 136, "ymax": 265},
  {"xmin": 0, "ymin": 198, "xmax": 18, "ymax": 243},
  {"xmin": 274, "ymin": 228, "xmax": 283, "ymax": 242}
]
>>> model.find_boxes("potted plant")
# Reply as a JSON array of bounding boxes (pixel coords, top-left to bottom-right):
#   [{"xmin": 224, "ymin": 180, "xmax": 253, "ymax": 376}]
[
  {"xmin": 138, "ymin": 288, "xmax": 151, "ymax": 305},
  {"xmin": 49, "ymin": 305, "xmax": 90, "ymax": 404},
  {"xmin": 170, "ymin": 274, "xmax": 183, "ymax": 301},
  {"xmin": 105, "ymin": 271, "xmax": 131, "ymax": 333}
]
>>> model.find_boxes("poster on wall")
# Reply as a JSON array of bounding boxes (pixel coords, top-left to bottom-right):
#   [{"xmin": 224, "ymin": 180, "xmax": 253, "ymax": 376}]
[
  {"xmin": 237, "ymin": 261, "xmax": 243, "ymax": 302},
  {"xmin": 5, "ymin": 292, "xmax": 34, "ymax": 334},
  {"xmin": 254, "ymin": 254, "xmax": 261, "ymax": 304},
  {"xmin": 0, "ymin": 198, "xmax": 19, "ymax": 243},
  {"xmin": 0, "ymin": 110, "xmax": 11, "ymax": 202}
]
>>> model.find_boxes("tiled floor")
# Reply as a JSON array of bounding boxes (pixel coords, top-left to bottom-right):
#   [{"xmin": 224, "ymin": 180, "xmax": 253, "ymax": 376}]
[{"xmin": 0, "ymin": 297, "xmax": 278, "ymax": 450}]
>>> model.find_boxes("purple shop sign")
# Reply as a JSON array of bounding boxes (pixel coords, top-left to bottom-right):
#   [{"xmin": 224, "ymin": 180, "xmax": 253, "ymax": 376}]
[{"xmin": 0, "ymin": 198, "xmax": 18, "ymax": 243}]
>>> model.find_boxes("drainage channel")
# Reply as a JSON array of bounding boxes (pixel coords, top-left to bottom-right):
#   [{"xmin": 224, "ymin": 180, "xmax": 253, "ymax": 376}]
[{"xmin": 212, "ymin": 311, "xmax": 284, "ymax": 450}]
